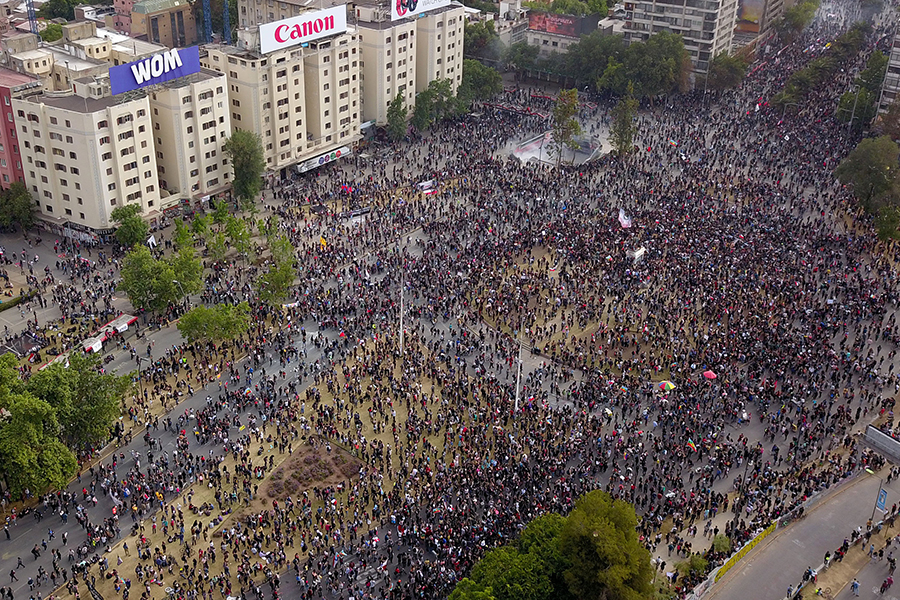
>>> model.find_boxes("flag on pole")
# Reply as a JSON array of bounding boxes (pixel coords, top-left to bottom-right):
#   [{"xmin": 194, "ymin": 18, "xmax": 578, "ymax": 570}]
[
  {"xmin": 618, "ymin": 208, "xmax": 633, "ymax": 228},
  {"xmin": 687, "ymin": 439, "xmax": 697, "ymax": 452},
  {"xmin": 320, "ymin": 236, "xmax": 327, "ymax": 249}
]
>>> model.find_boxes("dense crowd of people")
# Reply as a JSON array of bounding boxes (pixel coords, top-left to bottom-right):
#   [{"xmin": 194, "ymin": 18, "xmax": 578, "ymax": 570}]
[{"xmin": 1, "ymin": 1, "xmax": 900, "ymax": 600}]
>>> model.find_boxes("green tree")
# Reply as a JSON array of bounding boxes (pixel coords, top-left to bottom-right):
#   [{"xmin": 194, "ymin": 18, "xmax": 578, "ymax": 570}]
[
  {"xmin": 449, "ymin": 579, "xmax": 496, "ymax": 600},
  {"xmin": 111, "ymin": 204, "xmax": 150, "ymax": 248},
  {"xmin": 119, "ymin": 245, "xmax": 180, "ymax": 312},
  {"xmin": 879, "ymin": 100, "xmax": 900, "ymax": 142},
  {"xmin": 0, "ymin": 182, "xmax": 36, "ymax": 231},
  {"xmin": 223, "ymin": 130, "xmax": 265, "ymax": 207},
  {"xmin": 459, "ymin": 59, "xmax": 503, "ymax": 105},
  {"xmin": 781, "ymin": 0, "xmax": 819, "ymax": 34},
  {"xmin": 170, "ymin": 245, "xmax": 203, "ymax": 297},
  {"xmin": 27, "ymin": 352, "xmax": 129, "ymax": 450},
  {"xmin": 464, "ymin": 20, "xmax": 503, "ymax": 62},
  {"xmin": 225, "ymin": 215, "xmax": 253, "ymax": 263},
  {"xmin": 505, "ymin": 41, "xmax": 540, "ymax": 74},
  {"xmin": 834, "ymin": 136, "xmax": 899, "ymax": 212},
  {"xmin": 557, "ymin": 490, "xmax": 654, "ymax": 600},
  {"xmin": 38, "ymin": 0, "xmax": 77, "ymax": 19},
  {"xmin": 837, "ymin": 87, "xmax": 878, "ymax": 130},
  {"xmin": 177, "ymin": 302, "xmax": 251, "ymax": 345},
  {"xmin": 40, "ymin": 23, "xmax": 63, "ymax": 42},
  {"xmin": 707, "ymin": 52, "xmax": 748, "ymax": 91},
  {"xmin": 598, "ymin": 31, "xmax": 690, "ymax": 97},
  {"xmin": 173, "ymin": 220, "xmax": 194, "ymax": 251},
  {"xmin": 519, "ymin": 513, "xmax": 573, "ymax": 600},
  {"xmin": 712, "ymin": 534, "xmax": 732, "ymax": 553},
  {"xmin": 610, "ymin": 81, "xmax": 638, "ymax": 155},
  {"xmin": 257, "ymin": 234, "xmax": 295, "ymax": 306},
  {"xmin": 550, "ymin": 89, "xmax": 582, "ymax": 165},
  {"xmin": 857, "ymin": 51, "xmax": 888, "ymax": 95},
  {"xmin": 566, "ymin": 32, "xmax": 624, "ymax": 91},
  {"xmin": 470, "ymin": 547, "xmax": 553, "ymax": 600},
  {"xmin": 206, "ymin": 230, "xmax": 228, "ymax": 262},
  {"xmin": 0, "ymin": 353, "xmax": 77, "ymax": 498},
  {"xmin": 386, "ymin": 92, "xmax": 408, "ymax": 142},
  {"xmin": 412, "ymin": 79, "xmax": 459, "ymax": 132}
]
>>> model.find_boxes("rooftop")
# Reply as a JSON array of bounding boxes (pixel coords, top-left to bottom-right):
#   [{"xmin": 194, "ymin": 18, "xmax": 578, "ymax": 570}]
[
  {"xmin": 0, "ymin": 66, "xmax": 39, "ymax": 88},
  {"xmin": 131, "ymin": 0, "xmax": 191, "ymax": 14},
  {"xmin": 19, "ymin": 89, "xmax": 125, "ymax": 112}
]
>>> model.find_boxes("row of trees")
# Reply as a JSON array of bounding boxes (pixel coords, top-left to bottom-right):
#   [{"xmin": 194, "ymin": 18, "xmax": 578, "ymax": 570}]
[
  {"xmin": 499, "ymin": 30, "xmax": 698, "ymax": 98},
  {"xmin": 385, "ymin": 60, "xmax": 503, "ymax": 140},
  {"xmin": 0, "ymin": 352, "xmax": 130, "ymax": 497},
  {"xmin": 773, "ymin": 21, "xmax": 869, "ymax": 109},
  {"xmin": 449, "ymin": 490, "xmax": 655, "ymax": 600},
  {"xmin": 522, "ymin": 0, "xmax": 607, "ymax": 16},
  {"xmin": 836, "ymin": 136, "xmax": 900, "ymax": 241},
  {"xmin": 836, "ymin": 50, "xmax": 888, "ymax": 130}
]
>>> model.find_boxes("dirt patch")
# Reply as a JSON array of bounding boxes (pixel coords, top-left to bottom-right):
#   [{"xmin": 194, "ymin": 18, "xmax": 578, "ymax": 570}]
[{"xmin": 265, "ymin": 440, "xmax": 363, "ymax": 501}]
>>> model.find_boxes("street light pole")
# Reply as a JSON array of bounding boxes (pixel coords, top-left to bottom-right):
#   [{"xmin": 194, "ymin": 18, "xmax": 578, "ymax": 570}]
[
  {"xmin": 514, "ymin": 315, "xmax": 525, "ymax": 413},
  {"xmin": 399, "ymin": 271, "xmax": 404, "ymax": 360},
  {"xmin": 171, "ymin": 279, "xmax": 188, "ymax": 309}
]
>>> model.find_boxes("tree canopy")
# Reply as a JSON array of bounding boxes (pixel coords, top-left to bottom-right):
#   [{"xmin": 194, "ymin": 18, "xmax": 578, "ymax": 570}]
[
  {"xmin": 610, "ymin": 81, "xmax": 638, "ymax": 155},
  {"xmin": 459, "ymin": 59, "xmax": 503, "ymax": 105},
  {"xmin": 111, "ymin": 204, "xmax": 150, "ymax": 249},
  {"xmin": 177, "ymin": 302, "xmax": 251, "ymax": 345},
  {"xmin": 223, "ymin": 130, "xmax": 265, "ymax": 207},
  {"xmin": 835, "ymin": 136, "xmax": 900, "ymax": 240},
  {"xmin": 119, "ymin": 245, "xmax": 191, "ymax": 312},
  {"xmin": 835, "ymin": 136, "xmax": 899, "ymax": 212},
  {"xmin": 451, "ymin": 491, "xmax": 653, "ymax": 600},
  {"xmin": 386, "ymin": 92, "xmax": 408, "ymax": 142},
  {"xmin": 707, "ymin": 52, "xmax": 749, "ymax": 91},
  {"xmin": 0, "ymin": 352, "xmax": 130, "ymax": 498},
  {"xmin": 412, "ymin": 79, "xmax": 459, "ymax": 132},
  {"xmin": 464, "ymin": 20, "xmax": 504, "ymax": 63},
  {"xmin": 551, "ymin": 89, "xmax": 582, "ymax": 165},
  {"xmin": 0, "ymin": 182, "xmax": 36, "ymax": 231}
]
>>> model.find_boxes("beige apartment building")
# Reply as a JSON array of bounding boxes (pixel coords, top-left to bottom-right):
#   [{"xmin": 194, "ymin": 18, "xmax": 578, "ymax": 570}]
[
  {"xmin": 3, "ymin": 22, "xmax": 167, "ymax": 92},
  {"xmin": 12, "ymin": 77, "xmax": 162, "ymax": 238},
  {"xmin": 356, "ymin": 5, "xmax": 417, "ymax": 126},
  {"xmin": 235, "ymin": 0, "xmax": 465, "ymax": 125},
  {"xmin": 147, "ymin": 69, "xmax": 232, "ymax": 207},
  {"xmin": 413, "ymin": 4, "xmax": 464, "ymax": 94},
  {"xmin": 202, "ymin": 27, "xmax": 361, "ymax": 174}
]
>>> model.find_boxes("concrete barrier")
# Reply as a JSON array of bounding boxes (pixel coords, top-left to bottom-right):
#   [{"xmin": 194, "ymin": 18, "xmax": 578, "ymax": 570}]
[{"xmin": 864, "ymin": 425, "xmax": 900, "ymax": 463}]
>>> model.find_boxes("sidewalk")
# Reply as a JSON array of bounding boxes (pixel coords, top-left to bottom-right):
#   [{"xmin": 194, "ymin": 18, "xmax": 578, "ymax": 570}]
[{"xmin": 707, "ymin": 468, "xmax": 900, "ymax": 600}]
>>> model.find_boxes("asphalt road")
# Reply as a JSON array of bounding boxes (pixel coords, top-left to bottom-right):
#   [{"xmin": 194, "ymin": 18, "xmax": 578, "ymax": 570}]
[{"xmin": 710, "ymin": 473, "xmax": 900, "ymax": 600}]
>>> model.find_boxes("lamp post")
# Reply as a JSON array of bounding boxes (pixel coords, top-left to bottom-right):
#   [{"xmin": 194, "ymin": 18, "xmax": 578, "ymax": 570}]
[
  {"xmin": 137, "ymin": 356, "xmax": 150, "ymax": 406},
  {"xmin": 171, "ymin": 279, "xmax": 188, "ymax": 309},
  {"xmin": 866, "ymin": 468, "xmax": 887, "ymax": 525}
]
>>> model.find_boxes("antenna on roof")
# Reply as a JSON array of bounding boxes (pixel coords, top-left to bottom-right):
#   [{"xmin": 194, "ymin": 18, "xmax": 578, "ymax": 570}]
[
  {"xmin": 223, "ymin": 0, "xmax": 230, "ymax": 44},
  {"xmin": 25, "ymin": 0, "xmax": 37, "ymax": 35},
  {"xmin": 202, "ymin": 0, "xmax": 212, "ymax": 43}
]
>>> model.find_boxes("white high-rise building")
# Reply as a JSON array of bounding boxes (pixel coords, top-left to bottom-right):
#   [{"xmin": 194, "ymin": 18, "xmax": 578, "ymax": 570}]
[
  {"xmin": 879, "ymin": 33, "xmax": 900, "ymax": 115},
  {"xmin": 201, "ymin": 22, "xmax": 362, "ymax": 175},
  {"xmin": 624, "ymin": 0, "xmax": 737, "ymax": 81},
  {"xmin": 13, "ymin": 77, "xmax": 161, "ymax": 239}
]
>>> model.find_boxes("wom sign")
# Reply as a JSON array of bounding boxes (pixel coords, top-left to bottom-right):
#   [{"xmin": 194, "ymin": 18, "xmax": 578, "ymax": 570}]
[
  {"xmin": 259, "ymin": 6, "xmax": 348, "ymax": 54},
  {"xmin": 110, "ymin": 46, "xmax": 201, "ymax": 95}
]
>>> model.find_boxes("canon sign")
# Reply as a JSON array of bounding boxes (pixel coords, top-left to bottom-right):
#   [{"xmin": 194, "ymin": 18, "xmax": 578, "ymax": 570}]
[
  {"xmin": 109, "ymin": 46, "xmax": 201, "ymax": 95},
  {"xmin": 259, "ymin": 6, "xmax": 347, "ymax": 54}
]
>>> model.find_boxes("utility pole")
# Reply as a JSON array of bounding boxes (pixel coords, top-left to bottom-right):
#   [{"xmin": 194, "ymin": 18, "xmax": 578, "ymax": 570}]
[
  {"xmin": 514, "ymin": 315, "xmax": 524, "ymax": 413},
  {"xmin": 399, "ymin": 271, "xmax": 404, "ymax": 360},
  {"xmin": 849, "ymin": 87, "xmax": 861, "ymax": 134}
]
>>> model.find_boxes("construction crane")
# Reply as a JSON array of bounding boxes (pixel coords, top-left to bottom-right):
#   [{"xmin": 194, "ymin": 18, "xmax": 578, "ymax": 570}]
[
  {"xmin": 202, "ymin": 0, "xmax": 212, "ymax": 43},
  {"xmin": 223, "ymin": 0, "xmax": 230, "ymax": 44},
  {"xmin": 25, "ymin": 0, "xmax": 37, "ymax": 35}
]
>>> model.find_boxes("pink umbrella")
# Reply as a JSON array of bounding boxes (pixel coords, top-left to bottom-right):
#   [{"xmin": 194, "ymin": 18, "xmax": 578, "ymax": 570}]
[{"xmin": 703, "ymin": 370, "xmax": 717, "ymax": 380}]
